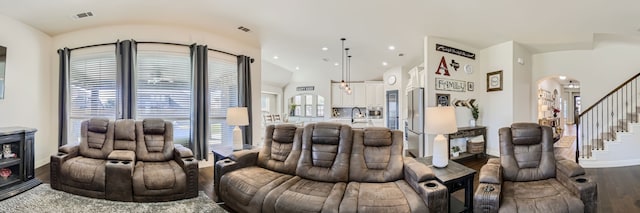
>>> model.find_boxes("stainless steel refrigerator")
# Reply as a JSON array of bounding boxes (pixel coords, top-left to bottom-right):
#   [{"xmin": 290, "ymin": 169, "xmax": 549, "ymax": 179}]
[{"xmin": 405, "ymin": 88, "xmax": 424, "ymax": 157}]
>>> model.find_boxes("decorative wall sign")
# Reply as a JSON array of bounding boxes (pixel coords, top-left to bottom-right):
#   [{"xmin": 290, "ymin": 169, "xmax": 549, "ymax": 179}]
[
  {"xmin": 436, "ymin": 93, "xmax": 450, "ymax": 106},
  {"xmin": 436, "ymin": 44, "xmax": 476, "ymax": 60},
  {"xmin": 435, "ymin": 56, "xmax": 450, "ymax": 76},
  {"xmin": 296, "ymin": 86, "xmax": 315, "ymax": 91},
  {"xmin": 435, "ymin": 78, "xmax": 466, "ymax": 92},
  {"xmin": 449, "ymin": 59, "xmax": 460, "ymax": 71},
  {"xmin": 468, "ymin": 82, "xmax": 475, "ymax": 91},
  {"xmin": 486, "ymin": 70, "xmax": 503, "ymax": 92}
]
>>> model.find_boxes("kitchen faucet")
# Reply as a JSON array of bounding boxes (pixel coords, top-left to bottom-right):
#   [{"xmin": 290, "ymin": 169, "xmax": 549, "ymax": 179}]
[{"xmin": 351, "ymin": 107, "xmax": 362, "ymax": 123}]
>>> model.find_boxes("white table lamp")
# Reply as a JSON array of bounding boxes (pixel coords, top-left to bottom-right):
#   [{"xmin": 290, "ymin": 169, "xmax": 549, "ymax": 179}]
[
  {"xmin": 426, "ymin": 106, "xmax": 458, "ymax": 168},
  {"xmin": 227, "ymin": 107, "xmax": 249, "ymax": 151}
]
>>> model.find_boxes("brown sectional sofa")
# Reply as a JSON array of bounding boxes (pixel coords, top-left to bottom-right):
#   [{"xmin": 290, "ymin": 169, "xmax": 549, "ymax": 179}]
[
  {"xmin": 215, "ymin": 122, "xmax": 448, "ymax": 213},
  {"xmin": 50, "ymin": 118, "xmax": 199, "ymax": 202}
]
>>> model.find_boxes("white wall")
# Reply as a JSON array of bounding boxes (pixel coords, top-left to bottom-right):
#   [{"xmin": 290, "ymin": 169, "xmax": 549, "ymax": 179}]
[
  {"xmin": 513, "ymin": 42, "xmax": 533, "ymax": 122},
  {"xmin": 479, "ymin": 41, "xmax": 514, "ymax": 156},
  {"xmin": 51, "ymin": 24, "xmax": 263, "ymax": 149},
  {"xmin": 383, "ymin": 66, "xmax": 406, "ymax": 128},
  {"xmin": 261, "ymin": 83, "xmax": 284, "ymax": 114},
  {"xmin": 0, "ymin": 14, "xmax": 53, "ymax": 167},
  {"xmin": 424, "ymin": 36, "xmax": 483, "ymax": 156},
  {"xmin": 532, "ymin": 34, "xmax": 640, "ymax": 111}
]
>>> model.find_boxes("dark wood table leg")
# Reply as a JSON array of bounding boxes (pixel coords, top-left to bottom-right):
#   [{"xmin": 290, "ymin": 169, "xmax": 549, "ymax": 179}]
[{"xmin": 465, "ymin": 175, "xmax": 474, "ymax": 212}]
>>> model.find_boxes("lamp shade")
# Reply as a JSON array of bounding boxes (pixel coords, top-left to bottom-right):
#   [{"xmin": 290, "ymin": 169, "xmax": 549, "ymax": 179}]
[
  {"xmin": 226, "ymin": 107, "xmax": 249, "ymax": 126},
  {"xmin": 425, "ymin": 106, "xmax": 458, "ymax": 134}
]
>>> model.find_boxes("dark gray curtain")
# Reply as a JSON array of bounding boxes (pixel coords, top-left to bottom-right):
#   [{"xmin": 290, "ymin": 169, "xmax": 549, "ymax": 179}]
[
  {"xmin": 190, "ymin": 44, "xmax": 209, "ymax": 160},
  {"xmin": 116, "ymin": 40, "xmax": 136, "ymax": 119},
  {"xmin": 238, "ymin": 55, "xmax": 253, "ymax": 145},
  {"xmin": 57, "ymin": 48, "xmax": 71, "ymax": 146}
]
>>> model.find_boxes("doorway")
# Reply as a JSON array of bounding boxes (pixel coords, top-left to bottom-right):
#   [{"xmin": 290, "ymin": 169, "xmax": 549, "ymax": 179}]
[{"xmin": 386, "ymin": 90, "xmax": 399, "ymax": 130}]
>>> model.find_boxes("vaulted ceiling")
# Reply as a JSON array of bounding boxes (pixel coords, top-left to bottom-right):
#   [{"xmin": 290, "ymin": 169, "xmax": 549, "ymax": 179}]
[{"xmin": 1, "ymin": 0, "xmax": 639, "ymax": 82}]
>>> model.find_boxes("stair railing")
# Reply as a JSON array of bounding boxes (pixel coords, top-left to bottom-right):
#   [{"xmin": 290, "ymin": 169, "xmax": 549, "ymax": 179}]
[{"xmin": 577, "ymin": 72, "xmax": 640, "ymax": 162}]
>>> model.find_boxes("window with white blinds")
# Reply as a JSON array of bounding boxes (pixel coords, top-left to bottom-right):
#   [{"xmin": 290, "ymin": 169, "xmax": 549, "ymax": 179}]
[
  {"xmin": 67, "ymin": 46, "xmax": 117, "ymax": 145},
  {"xmin": 208, "ymin": 51, "xmax": 238, "ymax": 145},
  {"xmin": 135, "ymin": 44, "xmax": 192, "ymax": 146}
]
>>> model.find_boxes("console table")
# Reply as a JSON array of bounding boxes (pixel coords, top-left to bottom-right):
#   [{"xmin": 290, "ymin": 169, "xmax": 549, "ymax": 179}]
[
  {"xmin": 448, "ymin": 126, "xmax": 487, "ymax": 161},
  {"xmin": 0, "ymin": 127, "xmax": 41, "ymax": 201},
  {"xmin": 415, "ymin": 157, "xmax": 476, "ymax": 213}
]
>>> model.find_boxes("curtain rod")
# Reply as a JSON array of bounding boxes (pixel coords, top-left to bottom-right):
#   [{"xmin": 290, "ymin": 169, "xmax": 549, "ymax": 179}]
[{"xmin": 67, "ymin": 41, "xmax": 239, "ymax": 57}]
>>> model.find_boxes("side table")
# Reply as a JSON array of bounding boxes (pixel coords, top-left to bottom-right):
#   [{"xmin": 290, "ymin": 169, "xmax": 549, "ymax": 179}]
[
  {"xmin": 211, "ymin": 144, "xmax": 256, "ymax": 180},
  {"xmin": 415, "ymin": 157, "xmax": 476, "ymax": 213}
]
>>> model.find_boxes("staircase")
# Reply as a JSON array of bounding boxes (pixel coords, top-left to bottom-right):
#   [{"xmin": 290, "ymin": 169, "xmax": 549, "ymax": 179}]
[{"xmin": 578, "ymin": 73, "xmax": 640, "ymax": 168}]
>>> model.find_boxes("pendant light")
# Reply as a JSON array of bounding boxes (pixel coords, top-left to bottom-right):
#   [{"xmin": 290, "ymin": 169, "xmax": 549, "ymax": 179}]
[
  {"xmin": 344, "ymin": 48, "xmax": 350, "ymax": 93},
  {"xmin": 339, "ymin": 38, "xmax": 346, "ymax": 89},
  {"xmin": 346, "ymin": 54, "xmax": 353, "ymax": 95}
]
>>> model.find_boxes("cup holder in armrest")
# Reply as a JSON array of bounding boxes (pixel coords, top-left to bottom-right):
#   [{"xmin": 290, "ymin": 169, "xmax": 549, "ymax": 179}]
[
  {"xmin": 57, "ymin": 153, "xmax": 65, "ymax": 156},
  {"xmin": 484, "ymin": 185, "xmax": 495, "ymax": 192},
  {"xmin": 121, "ymin": 161, "xmax": 131, "ymax": 165},
  {"xmin": 185, "ymin": 158, "xmax": 194, "ymax": 162},
  {"xmin": 424, "ymin": 182, "xmax": 437, "ymax": 188},
  {"xmin": 575, "ymin": 178, "xmax": 588, "ymax": 183},
  {"xmin": 223, "ymin": 159, "xmax": 232, "ymax": 163},
  {"xmin": 109, "ymin": 160, "xmax": 119, "ymax": 164}
]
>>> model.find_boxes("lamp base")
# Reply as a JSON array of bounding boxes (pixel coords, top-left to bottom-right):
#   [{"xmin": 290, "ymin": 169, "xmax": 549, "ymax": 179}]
[
  {"xmin": 432, "ymin": 134, "xmax": 449, "ymax": 168},
  {"xmin": 232, "ymin": 126, "xmax": 243, "ymax": 151}
]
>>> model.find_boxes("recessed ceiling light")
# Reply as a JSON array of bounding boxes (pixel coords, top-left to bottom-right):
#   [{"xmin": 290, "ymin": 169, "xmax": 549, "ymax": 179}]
[
  {"xmin": 334, "ymin": 62, "xmax": 339, "ymax": 66},
  {"xmin": 295, "ymin": 66, "xmax": 300, "ymax": 70},
  {"xmin": 559, "ymin": 76, "xmax": 566, "ymax": 80},
  {"xmin": 382, "ymin": 61, "xmax": 388, "ymax": 66},
  {"xmin": 321, "ymin": 47, "xmax": 328, "ymax": 51},
  {"xmin": 273, "ymin": 56, "xmax": 279, "ymax": 59},
  {"xmin": 388, "ymin": 46, "xmax": 395, "ymax": 50}
]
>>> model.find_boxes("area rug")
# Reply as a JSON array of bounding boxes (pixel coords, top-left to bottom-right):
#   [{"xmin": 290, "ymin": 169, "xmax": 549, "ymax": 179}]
[{"xmin": 0, "ymin": 184, "xmax": 227, "ymax": 213}]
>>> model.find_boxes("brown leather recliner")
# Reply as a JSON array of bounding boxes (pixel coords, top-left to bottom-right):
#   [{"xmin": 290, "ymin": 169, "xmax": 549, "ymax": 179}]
[
  {"xmin": 105, "ymin": 119, "xmax": 137, "ymax": 201},
  {"xmin": 216, "ymin": 122, "xmax": 448, "ymax": 213},
  {"xmin": 340, "ymin": 127, "xmax": 448, "ymax": 213},
  {"xmin": 474, "ymin": 123, "xmax": 597, "ymax": 213},
  {"xmin": 216, "ymin": 124, "xmax": 302, "ymax": 212},
  {"xmin": 132, "ymin": 118, "xmax": 199, "ymax": 202},
  {"xmin": 50, "ymin": 118, "xmax": 115, "ymax": 199}
]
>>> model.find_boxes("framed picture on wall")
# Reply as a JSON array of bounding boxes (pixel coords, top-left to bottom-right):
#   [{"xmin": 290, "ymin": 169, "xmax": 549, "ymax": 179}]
[
  {"xmin": 468, "ymin": 82, "xmax": 475, "ymax": 91},
  {"xmin": 487, "ymin": 70, "xmax": 503, "ymax": 92},
  {"xmin": 436, "ymin": 93, "xmax": 450, "ymax": 106}
]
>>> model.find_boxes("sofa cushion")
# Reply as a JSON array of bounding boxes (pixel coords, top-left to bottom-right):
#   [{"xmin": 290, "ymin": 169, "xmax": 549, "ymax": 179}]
[
  {"xmin": 80, "ymin": 120, "xmax": 114, "ymax": 159},
  {"xmin": 220, "ymin": 166, "xmax": 294, "ymax": 212},
  {"xmin": 501, "ymin": 179, "xmax": 584, "ymax": 213},
  {"xmin": 500, "ymin": 124, "xmax": 556, "ymax": 182},
  {"xmin": 132, "ymin": 160, "xmax": 186, "ymax": 196},
  {"xmin": 510, "ymin": 123, "xmax": 542, "ymax": 145},
  {"xmin": 114, "ymin": 119, "xmax": 137, "ymax": 151},
  {"xmin": 258, "ymin": 124, "xmax": 302, "ymax": 175},
  {"xmin": 340, "ymin": 181, "xmax": 428, "ymax": 213},
  {"xmin": 136, "ymin": 120, "xmax": 174, "ymax": 162},
  {"xmin": 263, "ymin": 177, "xmax": 346, "ymax": 213},
  {"xmin": 60, "ymin": 156, "xmax": 106, "ymax": 192},
  {"xmin": 88, "ymin": 118, "xmax": 109, "ymax": 133},
  {"xmin": 143, "ymin": 118, "xmax": 166, "ymax": 134},
  {"xmin": 296, "ymin": 122, "xmax": 352, "ymax": 182},
  {"xmin": 349, "ymin": 128, "xmax": 404, "ymax": 183}
]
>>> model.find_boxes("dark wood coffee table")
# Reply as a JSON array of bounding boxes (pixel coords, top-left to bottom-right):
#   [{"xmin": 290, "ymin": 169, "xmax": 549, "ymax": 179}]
[{"xmin": 415, "ymin": 156, "xmax": 476, "ymax": 213}]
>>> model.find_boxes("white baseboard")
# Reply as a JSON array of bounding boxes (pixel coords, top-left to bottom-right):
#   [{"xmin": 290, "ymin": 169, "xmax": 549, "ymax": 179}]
[{"xmin": 579, "ymin": 158, "xmax": 640, "ymax": 168}]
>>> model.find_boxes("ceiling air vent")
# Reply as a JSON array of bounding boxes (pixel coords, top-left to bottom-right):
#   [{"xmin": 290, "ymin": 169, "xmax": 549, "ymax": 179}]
[
  {"xmin": 72, "ymin": 12, "xmax": 94, "ymax": 20},
  {"xmin": 237, "ymin": 26, "xmax": 250, "ymax": 32}
]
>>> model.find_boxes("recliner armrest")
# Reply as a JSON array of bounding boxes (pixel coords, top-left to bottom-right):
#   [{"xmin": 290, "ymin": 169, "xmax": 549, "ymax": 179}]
[
  {"xmin": 50, "ymin": 144, "xmax": 80, "ymax": 190},
  {"xmin": 58, "ymin": 144, "xmax": 79, "ymax": 158},
  {"xmin": 174, "ymin": 144, "xmax": 194, "ymax": 158},
  {"xmin": 556, "ymin": 160, "xmax": 597, "ymax": 213},
  {"xmin": 403, "ymin": 157, "xmax": 435, "ymax": 182},
  {"xmin": 479, "ymin": 158, "xmax": 501, "ymax": 184},
  {"xmin": 403, "ymin": 158, "xmax": 447, "ymax": 213},
  {"xmin": 213, "ymin": 150, "xmax": 259, "ymax": 202},
  {"xmin": 474, "ymin": 183, "xmax": 502, "ymax": 213},
  {"xmin": 108, "ymin": 150, "xmax": 135, "ymax": 162}
]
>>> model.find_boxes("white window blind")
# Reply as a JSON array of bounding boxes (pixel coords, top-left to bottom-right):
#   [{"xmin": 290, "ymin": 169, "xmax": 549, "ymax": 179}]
[
  {"xmin": 135, "ymin": 44, "xmax": 191, "ymax": 145},
  {"xmin": 208, "ymin": 51, "xmax": 238, "ymax": 145},
  {"xmin": 68, "ymin": 46, "xmax": 117, "ymax": 145}
]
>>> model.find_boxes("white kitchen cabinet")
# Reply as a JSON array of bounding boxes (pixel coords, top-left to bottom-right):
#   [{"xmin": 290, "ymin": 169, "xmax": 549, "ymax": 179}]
[
  {"xmin": 352, "ymin": 83, "xmax": 366, "ymax": 107},
  {"xmin": 365, "ymin": 81, "xmax": 384, "ymax": 108}
]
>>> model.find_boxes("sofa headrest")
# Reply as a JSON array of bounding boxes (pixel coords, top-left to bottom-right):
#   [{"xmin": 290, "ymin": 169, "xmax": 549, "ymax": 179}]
[
  {"xmin": 311, "ymin": 122, "xmax": 341, "ymax": 145},
  {"xmin": 114, "ymin": 119, "xmax": 136, "ymax": 141},
  {"xmin": 88, "ymin": 118, "xmax": 109, "ymax": 133},
  {"xmin": 143, "ymin": 119, "xmax": 166, "ymax": 134},
  {"xmin": 272, "ymin": 124, "xmax": 297, "ymax": 143},
  {"xmin": 511, "ymin": 123, "xmax": 542, "ymax": 145},
  {"xmin": 363, "ymin": 127, "xmax": 392, "ymax": 146}
]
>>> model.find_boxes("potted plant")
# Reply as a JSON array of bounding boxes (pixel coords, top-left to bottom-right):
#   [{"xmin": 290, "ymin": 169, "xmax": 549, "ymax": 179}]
[
  {"xmin": 289, "ymin": 104, "xmax": 297, "ymax": 116},
  {"xmin": 451, "ymin": 146, "xmax": 461, "ymax": 157},
  {"xmin": 470, "ymin": 102, "xmax": 479, "ymax": 127}
]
